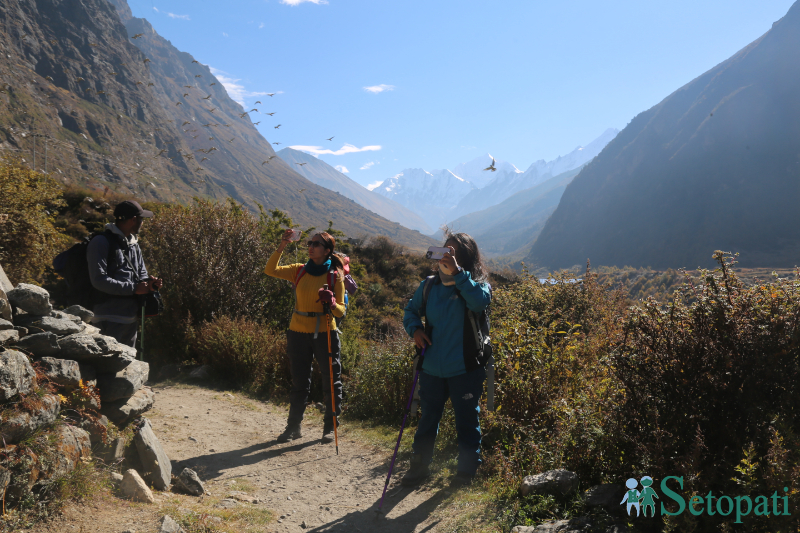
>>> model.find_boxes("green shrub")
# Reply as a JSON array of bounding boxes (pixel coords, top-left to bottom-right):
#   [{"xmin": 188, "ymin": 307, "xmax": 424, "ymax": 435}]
[
  {"xmin": 0, "ymin": 155, "xmax": 69, "ymax": 284},
  {"xmin": 186, "ymin": 315, "xmax": 290, "ymax": 396}
]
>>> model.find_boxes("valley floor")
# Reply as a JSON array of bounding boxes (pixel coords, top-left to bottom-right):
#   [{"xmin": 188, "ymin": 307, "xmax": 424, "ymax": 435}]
[{"xmin": 27, "ymin": 383, "xmax": 494, "ymax": 533}]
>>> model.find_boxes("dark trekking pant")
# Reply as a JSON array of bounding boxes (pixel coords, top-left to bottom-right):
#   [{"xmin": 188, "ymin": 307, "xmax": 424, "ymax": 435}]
[
  {"xmin": 97, "ymin": 320, "xmax": 139, "ymax": 348},
  {"xmin": 411, "ymin": 366, "xmax": 486, "ymax": 475},
  {"xmin": 286, "ymin": 329, "xmax": 342, "ymax": 427}
]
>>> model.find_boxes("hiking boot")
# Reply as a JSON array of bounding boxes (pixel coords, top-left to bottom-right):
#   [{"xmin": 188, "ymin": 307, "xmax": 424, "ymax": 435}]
[
  {"xmin": 277, "ymin": 424, "xmax": 302, "ymax": 443},
  {"xmin": 321, "ymin": 419, "xmax": 337, "ymax": 444},
  {"xmin": 450, "ymin": 471, "xmax": 475, "ymax": 487},
  {"xmin": 400, "ymin": 456, "xmax": 430, "ymax": 487}
]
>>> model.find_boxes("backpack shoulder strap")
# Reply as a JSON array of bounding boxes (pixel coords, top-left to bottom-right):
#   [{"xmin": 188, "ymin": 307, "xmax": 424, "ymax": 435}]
[
  {"xmin": 294, "ymin": 265, "xmax": 306, "ymax": 287},
  {"xmin": 420, "ymin": 275, "xmax": 438, "ymax": 322}
]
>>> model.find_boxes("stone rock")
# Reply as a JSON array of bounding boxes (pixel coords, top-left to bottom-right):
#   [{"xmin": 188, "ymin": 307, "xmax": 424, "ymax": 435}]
[
  {"xmin": 58, "ymin": 333, "xmax": 104, "ymax": 359},
  {"xmin": 38, "ymin": 357, "xmax": 82, "ymax": 388},
  {"xmin": 120, "ymin": 469, "xmax": 155, "ymax": 503},
  {"xmin": 159, "ymin": 515, "xmax": 185, "ymax": 533},
  {"xmin": 111, "ymin": 472, "xmax": 124, "ymax": 483},
  {"xmin": 0, "ymin": 329, "xmax": 19, "ymax": 345},
  {"xmin": 0, "ymin": 287, "xmax": 12, "ymax": 322},
  {"xmin": 50, "ymin": 310, "xmax": 82, "ymax": 324},
  {"xmin": 95, "ymin": 436, "xmax": 127, "ymax": 463},
  {"xmin": 188, "ymin": 365, "xmax": 212, "ymax": 380},
  {"xmin": 14, "ymin": 332, "xmax": 60, "ymax": 357},
  {"xmin": 216, "ymin": 498, "xmax": 238, "ymax": 509},
  {"xmin": 78, "ymin": 415, "xmax": 108, "ymax": 447},
  {"xmin": 174, "ymin": 468, "xmax": 205, "ymax": 496},
  {"xmin": 102, "ymin": 386, "xmax": 155, "ymax": 425},
  {"xmin": 25, "ymin": 316, "xmax": 84, "ymax": 336},
  {"xmin": 13, "ymin": 326, "xmax": 27, "ymax": 336},
  {"xmin": 0, "ymin": 349, "xmax": 36, "ymax": 401},
  {"xmin": 584, "ymin": 484, "xmax": 626, "ymax": 515},
  {"xmin": 0, "ymin": 262, "xmax": 12, "ymax": 293},
  {"xmin": 97, "ymin": 359, "xmax": 149, "ymax": 401},
  {"xmin": 228, "ymin": 490, "xmax": 258, "ymax": 503},
  {"xmin": 7, "ymin": 284, "xmax": 52, "ymax": 315},
  {"xmin": 0, "ymin": 318, "xmax": 12, "ymax": 330},
  {"xmin": 64, "ymin": 305, "xmax": 94, "ymax": 323},
  {"xmin": 520, "ymin": 469, "xmax": 580, "ymax": 497},
  {"xmin": 134, "ymin": 417, "xmax": 171, "ymax": 490},
  {"xmin": 512, "ymin": 518, "xmax": 591, "ymax": 533},
  {"xmin": 82, "ymin": 323, "xmax": 101, "ymax": 335},
  {"xmin": 93, "ymin": 334, "xmax": 137, "ymax": 358},
  {"xmin": 48, "ymin": 425, "xmax": 92, "ymax": 479},
  {"xmin": 0, "ymin": 394, "xmax": 61, "ymax": 444}
]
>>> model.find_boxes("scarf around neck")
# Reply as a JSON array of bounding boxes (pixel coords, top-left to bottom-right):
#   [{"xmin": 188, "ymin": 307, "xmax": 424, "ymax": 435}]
[
  {"xmin": 304, "ymin": 258, "xmax": 332, "ymax": 276},
  {"xmin": 439, "ymin": 270, "xmax": 456, "ymax": 286}
]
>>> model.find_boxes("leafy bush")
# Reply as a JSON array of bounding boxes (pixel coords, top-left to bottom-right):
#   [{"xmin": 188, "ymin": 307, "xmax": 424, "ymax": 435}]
[
  {"xmin": 0, "ymin": 155, "xmax": 69, "ymax": 284},
  {"xmin": 138, "ymin": 199, "xmax": 299, "ymax": 364},
  {"xmin": 186, "ymin": 315, "xmax": 290, "ymax": 396}
]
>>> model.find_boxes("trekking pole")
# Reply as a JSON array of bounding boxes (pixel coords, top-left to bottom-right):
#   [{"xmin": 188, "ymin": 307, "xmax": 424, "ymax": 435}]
[
  {"xmin": 377, "ymin": 346, "xmax": 425, "ymax": 514},
  {"xmin": 140, "ymin": 305, "xmax": 145, "ymax": 361},
  {"xmin": 322, "ymin": 284, "xmax": 339, "ymax": 455}
]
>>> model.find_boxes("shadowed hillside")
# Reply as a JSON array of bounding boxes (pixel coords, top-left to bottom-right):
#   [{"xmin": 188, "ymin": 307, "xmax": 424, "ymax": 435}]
[{"xmin": 530, "ymin": 1, "xmax": 800, "ymax": 269}]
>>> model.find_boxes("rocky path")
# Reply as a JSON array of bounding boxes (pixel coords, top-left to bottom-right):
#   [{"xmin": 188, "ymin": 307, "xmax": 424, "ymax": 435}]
[{"xmin": 30, "ymin": 383, "xmax": 476, "ymax": 533}]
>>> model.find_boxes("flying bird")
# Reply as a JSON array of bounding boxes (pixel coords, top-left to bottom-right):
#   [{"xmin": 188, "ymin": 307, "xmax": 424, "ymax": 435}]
[
  {"xmin": 192, "ymin": 60, "xmax": 199, "ymax": 64},
  {"xmin": 239, "ymin": 113, "xmax": 248, "ymax": 118},
  {"xmin": 184, "ymin": 85, "xmax": 193, "ymax": 88},
  {"xmin": 132, "ymin": 33, "xmax": 144, "ymax": 39},
  {"xmin": 264, "ymin": 112, "xmax": 275, "ymax": 116},
  {"xmin": 253, "ymin": 121, "xmax": 261, "ymax": 125},
  {"xmin": 209, "ymin": 83, "xmax": 216, "ymax": 86},
  {"xmin": 200, "ymin": 157, "xmax": 208, "ymax": 162},
  {"xmin": 483, "ymin": 158, "xmax": 496, "ymax": 172},
  {"xmin": 156, "ymin": 149, "xmax": 167, "ymax": 156},
  {"xmin": 274, "ymin": 124, "xmax": 281, "ymax": 129},
  {"xmin": 272, "ymin": 142, "xmax": 281, "ymax": 145},
  {"xmin": 175, "ymin": 102, "xmax": 182, "ymax": 106},
  {"xmin": 89, "ymin": 42, "xmax": 98, "ymax": 47},
  {"xmin": 295, "ymin": 162, "xmax": 307, "ymax": 166},
  {"xmin": 182, "ymin": 121, "xmax": 191, "ymax": 126},
  {"xmin": 255, "ymin": 100, "xmax": 261, "ymax": 104},
  {"xmin": 143, "ymin": 58, "xmax": 151, "ymax": 63},
  {"xmin": 76, "ymin": 77, "xmax": 85, "ymax": 82},
  {"xmin": 202, "ymin": 95, "xmax": 212, "ymax": 100},
  {"xmin": 135, "ymin": 81, "xmax": 143, "ymax": 85},
  {"xmin": 208, "ymin": 107, "xmax": 217, "ymax": 113},
  {"xmin": 147, "ymin": 82, "xmax": 154, "ymax": 86},
  {"xmin": 326, "ymin": 136, "xmax": 334, "ymax": 141},
  {"xmin": 249, "ymin": 108, "xmax": 258, "ymax": 113},
  {"xmin": 195, "ymin": 74, "xmax": 202, "ymax": 78},
  {"xmin": 183, "ymin": 93, "xmax": 189, "ymax": 97},
  {"xmin": 261, "ymin": 160, "xmax": 270, "ymax": 165},
  {"xmin": 298, "ymin": 188, "xmax": 306, "ymax": 193},
  {"xmin": 267, "ymin": 93, "xmax": 275, "ymax": 97},
  {"xmin": 228, "ymin": 138, "xmax": 235, "ymax": 143}
]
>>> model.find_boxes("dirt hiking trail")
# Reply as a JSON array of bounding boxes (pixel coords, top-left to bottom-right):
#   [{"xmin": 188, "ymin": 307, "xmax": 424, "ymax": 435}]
[{"xmin": 29, "ymin": 383, "xmax": 486, "ymax": 533}]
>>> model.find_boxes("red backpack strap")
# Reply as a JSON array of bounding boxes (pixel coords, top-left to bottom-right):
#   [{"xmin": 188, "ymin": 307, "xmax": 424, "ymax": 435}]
[
  {"xmin": 327, "ymin": 269, "xmax": 336, "ymax": 290},
  {"xmin": 294, "ymin": 265, "xmax": 306, "ymax": 287}
]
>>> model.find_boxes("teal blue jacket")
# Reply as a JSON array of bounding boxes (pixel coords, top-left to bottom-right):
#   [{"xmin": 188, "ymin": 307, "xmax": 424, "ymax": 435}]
[{"xmin": 403, "ymin": 270, "xmax": 492, "ymax": 378}]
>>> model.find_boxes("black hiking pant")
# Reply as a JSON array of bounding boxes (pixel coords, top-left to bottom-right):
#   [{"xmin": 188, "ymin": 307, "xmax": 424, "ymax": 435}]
[{"xmin": 286, "ymin": 329, "xmax": 342, "ymax": 428}]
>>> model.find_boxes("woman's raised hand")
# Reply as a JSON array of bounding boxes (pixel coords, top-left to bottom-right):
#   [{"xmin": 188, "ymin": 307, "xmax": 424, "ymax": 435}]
[
  {"xmin": 438, "ymin": 246, "xmax": 459, "ymax": 275},
  {"xmin": 281, "ymin": 229, "xmax": 295, "ymax": 244}
]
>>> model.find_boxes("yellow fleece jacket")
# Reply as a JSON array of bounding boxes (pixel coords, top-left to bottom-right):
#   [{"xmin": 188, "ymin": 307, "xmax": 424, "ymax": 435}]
[{"xmin": 264, "ymin": 249, "xmax": 346, "ymax": 333}]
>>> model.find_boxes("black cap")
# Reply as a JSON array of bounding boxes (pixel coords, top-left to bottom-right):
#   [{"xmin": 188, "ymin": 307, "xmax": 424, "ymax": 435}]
[{"xmin": 114, "ymin": 200, "xmax": 153, "ymax": 220}]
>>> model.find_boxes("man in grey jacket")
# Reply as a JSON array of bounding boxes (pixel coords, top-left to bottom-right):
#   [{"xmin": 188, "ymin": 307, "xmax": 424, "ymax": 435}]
[{"xmin": 87, "ymin": 200, "xmax": 163, "ymax": 346}]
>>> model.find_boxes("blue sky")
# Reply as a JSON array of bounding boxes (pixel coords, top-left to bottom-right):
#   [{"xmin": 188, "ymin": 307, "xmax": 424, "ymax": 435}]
[{"xmin": 127, "ymin": 0, "xmax": 796, "ymax": 188}]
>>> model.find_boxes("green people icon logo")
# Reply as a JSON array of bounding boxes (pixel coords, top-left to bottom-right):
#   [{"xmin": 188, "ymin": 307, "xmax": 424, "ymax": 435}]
[{"xmin": 621, "ymin": 476, "xmax": 659, "ymax": 517}]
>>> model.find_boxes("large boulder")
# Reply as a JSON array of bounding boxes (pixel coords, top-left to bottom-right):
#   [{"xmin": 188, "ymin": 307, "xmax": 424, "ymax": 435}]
[
  {"xmin": 7, "ymin": 284, "xmax": 52, "ymax": 316},
  {"xmin": 159, "ymin": 515, "xmax": 186, "ymax": 533},
  {"xmin": 101, "ymin": 386, "xmax": 155, "ymax": 425},
  {"xmin": 50, "ymin": 310, "xmax": 82, "ymax": 324},
  {"xmin": 0, "ymin": 262, "xmax": 12, "ymax": 292},
  {"xmin": 134, "ymin": 417, "xmax": 171, "ymax": 490},
  {"xmin": 0, "ymin": 329, "xmax": 19, "ymax": 345},
  {"xmin": 47, "ymin": 425, "xmax": 92, "ymax": 479},
  {"xmin": 93, "ymin": 334, "xmax": 137, "ymax": 358},
  {"xmin": 0, "ymin": 349, "xmax": 36, "ymax": 401},
  {"xmin": 0, "ymin": 394, "xmax": 61, "ymax": 444},
  {"xmin": 584, "ymin": 484, "xmax": 626, "ymax": 516},
  {"xmin": 519, "ymin": 469, "xmax": 580, "ymax": 497},
  {"xmin": 14, "ymin": 332, "xmax": 61, "ymax": 357},
  {"xmin": 96, "ymin": 359, "xmax": 149, "ymax": 402},
  {"xmin": 28, "ymin": 317, "xmax": 83, "ymax": 336},
  {"xmin": 0, "ymin": 318, "xmax": 12, "ymax": 330},
  {"xmin": 0, "ymin": 287, "xmax": 11, "ymax": 322},
  {"xmin": 58, "ymin": 333, "xmax": 104, "ymax": 359},
  {"xmin": 38, "ymin": 357, "xmax": 82, "ymax": 389},
  {"xmin": 120, "ymin": 469, "xmax": 155, "ymax": 503},
  {"xmin": 57, "ymin": 333, "xmax": 135, "ymax": 373},
  {"xmin": 64, "ymin": 305, "xmax": 94, "ymax": 323}
]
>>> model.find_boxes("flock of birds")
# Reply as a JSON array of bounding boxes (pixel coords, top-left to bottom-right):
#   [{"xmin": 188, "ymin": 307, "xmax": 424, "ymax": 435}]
[{"xmin": 7, "ymin": 26, "xmax": 339, "ymax": 196}]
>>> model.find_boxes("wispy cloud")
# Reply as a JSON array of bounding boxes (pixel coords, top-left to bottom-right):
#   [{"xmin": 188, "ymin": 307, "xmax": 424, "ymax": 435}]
[
  {"xmin": 360, "ymin": 161, "xmax": 375, "ymax": 170},
  {"xmin": 222, "ymin": 32, "xmax": 229, "ymax": 37},
  {"xmin": 335, "ymin": 165, "xmax": 349, "ymax": 174},
  {"xmin": 153, "ymin": 6, "xmax": 190, "ymax": 20},
  {"xmin": 209, "ymin": 67, "xmax": 271, "ymax": 107},
  {"xmin": 258, "ymin": 22, "xmax": 265, "ymax": 29},
  {"xmin": 363, "ymin": 84, "xmax": 394, "ymax": 94},
  {"xmin": 281, "ymin": 0, "xmax": 328, "ymax": 5},
  {"xmin": 288, "ymin": 144, "xmax": 381, "ymax": 156},
  {"xmin": 366, "ymin": 180, "xmax": 383, "ymax": 191}
]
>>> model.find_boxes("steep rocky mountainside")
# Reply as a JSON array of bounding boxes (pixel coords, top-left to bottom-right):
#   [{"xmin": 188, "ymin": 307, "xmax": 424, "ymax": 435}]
[
  {"xmin": 0, "ymin": 0, "xmax": 433, "ymax": 248},
  {"xmin": 530, "ymin": 2, "xmax": 800, "ymax": 269},
  {"xmin": 277, "ymin": 147, "xmax": 435, "ymax": 235}
]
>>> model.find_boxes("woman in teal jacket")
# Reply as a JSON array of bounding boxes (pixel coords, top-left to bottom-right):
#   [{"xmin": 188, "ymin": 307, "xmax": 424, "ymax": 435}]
[{"xmin": 401, "ymin": 232, "xmax": 491, "ymax": 486}]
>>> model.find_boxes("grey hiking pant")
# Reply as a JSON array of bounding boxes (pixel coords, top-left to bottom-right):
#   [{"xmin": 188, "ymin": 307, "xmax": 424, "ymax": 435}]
[
  {"xmin": 97, "ymin": 320, "xmax": 139, "ymax": 348},
  {"xmin": 286, "ymin": 329, "xmax": 342, "ymax": 427}
]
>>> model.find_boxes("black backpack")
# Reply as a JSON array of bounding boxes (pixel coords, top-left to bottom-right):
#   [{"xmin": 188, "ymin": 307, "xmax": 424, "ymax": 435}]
[{"xmin": 53, "ymin": 229, "xmax": 119, "ymax": 308}]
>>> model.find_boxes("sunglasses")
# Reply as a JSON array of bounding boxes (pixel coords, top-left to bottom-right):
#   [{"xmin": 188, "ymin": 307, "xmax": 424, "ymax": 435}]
[{"xmin": 307, "ymin": 240, "xmax": 325, "ymax": 248}]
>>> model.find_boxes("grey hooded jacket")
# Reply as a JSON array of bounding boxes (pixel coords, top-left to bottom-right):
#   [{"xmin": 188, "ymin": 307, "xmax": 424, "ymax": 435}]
[{"xmin": 86, "ymin": 223, "xmax": 149, "ymax": 324}]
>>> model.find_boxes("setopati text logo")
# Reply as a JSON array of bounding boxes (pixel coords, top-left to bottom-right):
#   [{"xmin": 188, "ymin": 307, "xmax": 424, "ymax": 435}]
[{"xmin": 621, "ymin": 476, "xmax": 792, "ymax": 524}]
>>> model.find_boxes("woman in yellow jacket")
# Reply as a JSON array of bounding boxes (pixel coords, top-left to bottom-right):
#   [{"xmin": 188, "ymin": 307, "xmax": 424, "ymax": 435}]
[{"xmin": 265, "ymin": 230, "xmax": 347, "ymax": 443}]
